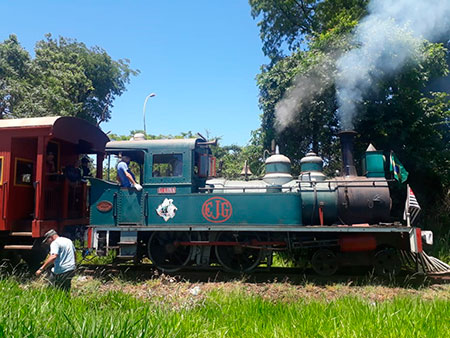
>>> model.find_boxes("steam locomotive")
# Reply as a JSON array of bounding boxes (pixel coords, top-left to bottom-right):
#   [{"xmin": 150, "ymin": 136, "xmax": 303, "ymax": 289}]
[{"xmin": 0, "ymin": 116, "xmax": 431, "ymax": 275}]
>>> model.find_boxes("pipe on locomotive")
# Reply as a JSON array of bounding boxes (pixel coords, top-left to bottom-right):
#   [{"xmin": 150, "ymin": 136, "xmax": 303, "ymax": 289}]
[{"xmin": 338, "ymin": 130, "xmax": 358, "ymax": 176}]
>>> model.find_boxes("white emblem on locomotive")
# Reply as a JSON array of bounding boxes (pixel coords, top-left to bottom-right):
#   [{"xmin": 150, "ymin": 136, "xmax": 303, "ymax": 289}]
[{"xmin": 156, "ymin": 198, "xmax": 178, "ymax": 222}]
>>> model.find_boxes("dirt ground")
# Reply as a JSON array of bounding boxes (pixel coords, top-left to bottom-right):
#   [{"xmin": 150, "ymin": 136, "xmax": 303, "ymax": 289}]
[{"xmin": 65, "ymin": 273, "xmax": 450, "ymax": 309}]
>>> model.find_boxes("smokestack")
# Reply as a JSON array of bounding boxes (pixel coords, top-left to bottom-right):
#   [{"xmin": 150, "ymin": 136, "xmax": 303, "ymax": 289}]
[{"xmin": 338, "ymin": 130, "xmax": 357, "ymax": 176}]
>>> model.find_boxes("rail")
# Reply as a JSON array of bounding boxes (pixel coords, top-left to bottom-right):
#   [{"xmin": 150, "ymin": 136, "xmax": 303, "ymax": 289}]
[
  {"xmin": 199, "ymin": 178, "xmax": 394, "ymax": 193},
  {"xmin": 199, "ymin": 185, "xmax": 296, "ymax": 193},
  {"xmin": 298, "ymin": 179, "xmax": 393, "ymax": 189}
]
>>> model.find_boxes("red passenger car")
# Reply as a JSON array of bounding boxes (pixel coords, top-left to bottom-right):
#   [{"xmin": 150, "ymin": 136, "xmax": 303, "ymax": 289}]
[{"xmin": 0, "ymin": 116, "xmax": 108, "ymax": 266}]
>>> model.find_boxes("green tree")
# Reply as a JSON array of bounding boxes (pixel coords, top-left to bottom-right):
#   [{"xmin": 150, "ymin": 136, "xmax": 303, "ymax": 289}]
[
  {"xmin": 249, "ymin": 0, "xmax": 318, "ymax": 61},
  {"xmin": 0, "ymin": 34, "xmax": 138, "ymax": 123},
  {"xmin": 108, "ymin": 130, "xmax": 196, "ymax": 141},
  {"xmin": 211, "ymin": 130, "xmax": 264, "ymax": 179},
  {"xmin": 250, "ymin": 0, "xmax": 367, "ymax": 61},
  {"xmin": 0, "ymin": 35, "xmax": 33, "ymax": 118}
]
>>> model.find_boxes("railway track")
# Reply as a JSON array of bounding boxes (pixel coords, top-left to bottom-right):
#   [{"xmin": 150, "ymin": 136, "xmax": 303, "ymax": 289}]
[
  {"xmin": 1, "ymin": 260, "xmax": 447, "ymax": 285},
  {"xmin": 78, "ymin": 263, "xmax": 450, "ymax": 285}
]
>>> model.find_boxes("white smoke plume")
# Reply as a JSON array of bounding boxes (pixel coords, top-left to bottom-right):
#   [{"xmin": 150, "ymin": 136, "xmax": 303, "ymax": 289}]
[
  {"xmin": 274, "ymin": 0, "xmax": 450, "ymax": 132},
  {"xmin": 274, "ymin": 58, "xmax": 335, "ymax": 132},
  {"xmin": 336, "ymin": 0, "xmax": 450, "ymax": 129}
]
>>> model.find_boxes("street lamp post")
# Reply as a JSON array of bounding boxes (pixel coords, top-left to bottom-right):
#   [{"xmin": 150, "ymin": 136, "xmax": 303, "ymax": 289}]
[{"xmin": 143, "ymin": 92, "xmax": 156, "ymax": 135}]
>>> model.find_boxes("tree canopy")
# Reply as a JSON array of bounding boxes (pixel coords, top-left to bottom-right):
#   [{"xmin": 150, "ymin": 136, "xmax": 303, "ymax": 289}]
[
  {"xmin": 0, "ymin": 34, "xmax": 138, "ymax": 124},
  {"xmin": 249, "ymin": 0, "xmax": 368, "ymax": 61}
]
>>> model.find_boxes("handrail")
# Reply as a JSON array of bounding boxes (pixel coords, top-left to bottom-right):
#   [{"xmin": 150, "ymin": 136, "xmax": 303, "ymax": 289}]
[
  {"xmin": 33, "ymin": 180, "xmax": 40, "ymax": 219},
  {"xmin": 199, "ymin": 185, "xmax": 295, "ymax": 192},
  {"xmin": 297, "ymin": 178, "xmax": 395, "ymax": 183},
  {"xmin": 144, "ymin": 193, "xmax": 149, "ymax": 217},
  {"xmin": 113, "ymin": 193, "xmax": 118, "ymax": 218},
  {"xmin": 199, "ymin": 177, "xmax": 392, "ymax": 193}
]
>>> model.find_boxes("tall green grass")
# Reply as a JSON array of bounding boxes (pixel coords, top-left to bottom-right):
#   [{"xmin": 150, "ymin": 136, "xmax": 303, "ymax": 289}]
[
  {"xmin": 0, "ymin": 279, "xmax": 448, "ymax": 337},
  {"xmin": 423, "ymin": 198, "xmax": 450, "ymax": 264},
  {"xmin": 432, "ymin": 230, "xmax": 450, "ymax": 264}
]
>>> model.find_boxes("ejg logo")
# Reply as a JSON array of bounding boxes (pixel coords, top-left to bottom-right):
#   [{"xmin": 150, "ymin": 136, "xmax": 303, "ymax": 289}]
[{"xmin": 201, "ymin": 197, "xmax": 232, "ymax": 223}]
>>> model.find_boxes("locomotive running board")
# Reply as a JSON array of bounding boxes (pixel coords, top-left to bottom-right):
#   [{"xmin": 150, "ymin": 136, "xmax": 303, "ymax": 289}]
[{"xmin": 91, "ymin": 224, "xmax": 414, "ymax": 234}]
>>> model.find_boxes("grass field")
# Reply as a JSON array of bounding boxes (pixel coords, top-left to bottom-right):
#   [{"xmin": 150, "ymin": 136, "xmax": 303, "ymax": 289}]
[{"xmin": 0, "ymin": 276, "xmax": 449, "ymax": 337}]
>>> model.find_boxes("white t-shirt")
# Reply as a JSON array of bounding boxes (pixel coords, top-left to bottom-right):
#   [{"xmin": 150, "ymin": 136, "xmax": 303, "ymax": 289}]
[{"xmin": 50, "ymin": 237, "xmax": 76, "ymax": 274}]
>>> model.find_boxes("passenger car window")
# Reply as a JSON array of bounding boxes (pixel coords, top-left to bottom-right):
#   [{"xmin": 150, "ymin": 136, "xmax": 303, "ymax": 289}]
[
  {"xmin": 152, "ymin": 154, "xmax": 183, "ymax": 177},
  {"xmin": 15, "ymin": 158, "xmax": 33, "ymax": 187}
]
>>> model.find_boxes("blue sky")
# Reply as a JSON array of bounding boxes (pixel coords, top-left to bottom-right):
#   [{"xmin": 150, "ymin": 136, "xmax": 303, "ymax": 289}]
[{"xmin": 0, "ymin": 0, "xmax": 268, "ymax": 145}]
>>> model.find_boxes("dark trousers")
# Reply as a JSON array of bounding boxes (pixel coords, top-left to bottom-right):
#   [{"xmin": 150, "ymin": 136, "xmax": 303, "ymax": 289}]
[{"xmin": 49, "ymin": 269, "xmax": 75, "ymax": 291}]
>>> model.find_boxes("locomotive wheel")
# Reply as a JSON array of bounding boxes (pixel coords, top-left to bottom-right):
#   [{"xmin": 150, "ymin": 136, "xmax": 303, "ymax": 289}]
[
  {"xmin": 311, "ymin": 249, "xmax": 339, "ymax": 276},
  {"xmin": 373, "ymin": 248, "xmax": 401, "ymax": 276},
  {"xmin": 148, "ymin": 231, "xmax": 192, "ymax": 272},
  {"xmin": 215, "ymin": 232, "xmax": 262, "ymax": 273}
]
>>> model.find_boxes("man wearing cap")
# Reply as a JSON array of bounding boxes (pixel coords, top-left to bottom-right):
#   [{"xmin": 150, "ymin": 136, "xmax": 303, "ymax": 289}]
[{"xmin": 35, "ymin": 230, "xmax": 76, "ymax": 291}]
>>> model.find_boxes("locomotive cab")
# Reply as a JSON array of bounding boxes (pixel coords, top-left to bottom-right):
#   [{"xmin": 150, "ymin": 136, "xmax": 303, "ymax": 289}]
[
  {"xmin": 102, "ymin": 137, "xmax": 216, "ymax": 193},
  {"xmin": 89, "ymin": 137, "xmax": 217, "ymax": 227}
]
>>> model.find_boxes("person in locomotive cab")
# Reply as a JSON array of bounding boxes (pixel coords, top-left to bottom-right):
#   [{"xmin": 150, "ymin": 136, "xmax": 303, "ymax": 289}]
[
  {"xmin": 46, "ymin": 152, "xmax": 57, "ymax": 173},
  {"xmin": 172, "ymin": 156, "xmax": 183, "ymax": 176},
  {"xmin": 80, "ymin": 156, "xmax": 92, "ymax": 177},
  {"xmin": 35, "ymin": 230, "xmax": 76, "ymax": 291},
  {"xmin": 117, "ymin": 155, "xmax": 142, "ymax": 191}
]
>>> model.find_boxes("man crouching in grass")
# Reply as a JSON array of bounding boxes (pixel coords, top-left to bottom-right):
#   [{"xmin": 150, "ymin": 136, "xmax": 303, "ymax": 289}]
[{"xmin": 35, "ymin": 229, "xmax": 76, "ymax": 291}]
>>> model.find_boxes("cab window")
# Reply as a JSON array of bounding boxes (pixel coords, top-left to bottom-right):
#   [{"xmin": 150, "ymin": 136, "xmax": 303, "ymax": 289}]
[
  {"xmin": 194, "ymin": 151, "xmax": 216, "ymax": 178},
  {"xmin": 105, "ymin": 150, "xmax": 145, "ymax": 184},
  {"xmin": 152, "ymin": 154, "xmax": 183, "ymax": 177}
]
